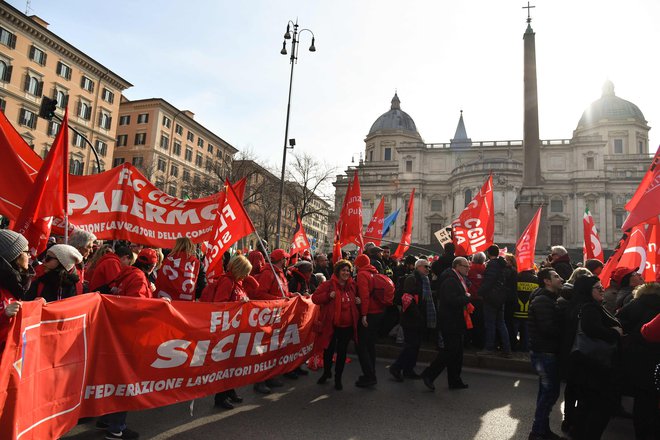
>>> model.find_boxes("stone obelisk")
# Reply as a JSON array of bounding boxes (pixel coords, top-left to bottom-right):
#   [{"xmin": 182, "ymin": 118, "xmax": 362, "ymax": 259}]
[{"xmin": 516, "ymin": 3, "xmax": 547, "ymax": 249}]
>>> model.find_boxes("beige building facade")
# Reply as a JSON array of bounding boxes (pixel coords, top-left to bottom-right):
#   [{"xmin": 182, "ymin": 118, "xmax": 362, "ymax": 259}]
[
  {"xmin": 114, "ymin": 98, "xmax": 237, "ymax": 199},
  {"xmin": 0, "ymin": 2, "xmax": 132, "ymax": 174}
]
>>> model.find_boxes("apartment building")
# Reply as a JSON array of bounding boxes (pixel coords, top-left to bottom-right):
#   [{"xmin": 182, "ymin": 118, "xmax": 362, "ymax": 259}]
[
  {"xmin": 0, "ymin": 2, "xmax": 132, "ymax": 174},
  {"xmin": 114, "ymin": 98, "xmax": 238, "ymax": 198}
]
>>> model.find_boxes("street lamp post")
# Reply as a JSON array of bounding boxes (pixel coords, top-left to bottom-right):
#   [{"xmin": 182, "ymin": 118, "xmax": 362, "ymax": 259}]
[{"xmin": 275, "ymin": 20, "xmax": 316, "ymax": 249}]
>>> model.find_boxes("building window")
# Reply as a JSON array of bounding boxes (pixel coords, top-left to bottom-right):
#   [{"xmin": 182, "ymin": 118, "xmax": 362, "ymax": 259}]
[
  {"xmin": 195, "ymin": 153, "xmax": 203, "ymax": 167},
  {"xmin": 464, "ymin": 189, "xmax": 472, "ymax": 207},
  {"xmin": 56, "ymin": 61, "xmax": 72, "ymax": 80},
  {"xmin": 18, "ymin": 108, "xmax": 36, "ymax": 129},
  {"xmin": 613, "ymin": 139, "xmax": 623, "ymax": 154},
  {"xmin": 369, "ymin": 150, "xmax": 373, "ymax": 162},
  {"xmin": 384, "ymin": 147, "xmax": 392, "ymax": 161},
  {"xmin": 73, "ymin": 132, "xmax": 86, "ymax": 148},
  {"xmin": 98, "ymin": 111, "xmax": 112, "ymax": 130},
  {"xmin": 24, "ymin": 74, "xmax": 43, "ymax": 96},
  {"xmin": 160, "ymin": 134, "xmax": 169, "ymax": 149},
  {"xmin": 47, "ymin": 120, "xmax": 60, "ymax": 137},
  {"xmin": 193, "ymin": 175, "xmax": 201, "ymax": 185},
  {"xmin": 216, "ymin": 148, "xmax": 222, "ymax": 158},
  {"xmin": 155, "ymin": 178, "xmax": 164, "ymax": 191},
  {"xmin": 197, "ymin": 138, "xmax": 204, "ymax": 148},
  {"xmin": 137, "ymin": 113, "xmax": 149, "ymax": 124},
  {"xmin": 639, "ymin": 140, "xmax": 645, "ymax": 154},
  {"xmin": 187, "ymin": 131, "xmax": 194, "ymax": 142},
  {"xmin": 431, "ymin": 199, "xmax": 443, "ymax": 212},
  {"xmin": 119, "ymin": 115, "xmax": 130, "ymax": 125},
  {"xmin": 113, "ymin": 158, "xmax": 125, "ymax": 167},
  {"xmin": 550, "ymin": 225, "xmax": 563, "ymax": 245},
  {"xmin": 405, "ymin": 160, "xmax": 413, "ymax": 172},
  {"xmin": 70, "ymin": 159, "xmax": 84, "ymax": 175},
  {"xmin": 29, "ymin": 45, "xmax": 47, "ymax": 66},
  {"xmin": 95, "ymin": 140, "xmax": 108, "ymax": 157},
  {"xmin": 157, "ymin": 157, "xmax": 167, "ymax": 172},
  {"xmin": 131, "ymin": 156, "xmax": 143, "ymax": 167},
  {"xmin": 162, "ymin": 116, "xmax": 171, "ymax": 128},
  {"xmin": 77, "ymin": 101, "xmax": 91, "ymax": 120},
  {"xmin": 550, "ymin": 199, "xmax": 563, "ymax": 212},
  {"xmin": 80, "ymin": 75, "xmax": 94, "ymax": 92},
  {"xmin": 207, "ymin": 144, "xmax": 214, "ymax": 154},
  {"xmin": 173, "ymin": 141, "xmax": 181, "ymax": 156},
  {"xmin": 0, "ymin": 27, "xmax": 17, "ymax": 49},
  {"xmin": 170, "ymin": 164, "xmax": 179, "ymax": 177},
  {"xmin": 101, "ymin": 88, "xmax": 114, "ymax": 104},
  {"xmin": 0, "ymin": 60, "xmax": 12, "ymax": 83},
  {"xmin": 185, "ymin": 147, "xmax": 193, "ymax": 162},
  {"xmin": 175, "ymin": 124, "xmax": 183, "ymax": 135},
  {"xmin": 54, "ymin": 90, "xmax": 68, "ymax": 109},
  {"xmin": 0, "ymin": 97, "xmax": 5, "ymax": 113},
  {"xmin": 183, "ymin": 170, "xmax": 190, "ymax": 182},
  {"xmin": 116, "ymin": 134, "xmax": 127, "ymax": 147},
  {"xmin": 615, "ymin": 213, "xmax": 626, "ymax": 229},
  {"xmin": 168, "ymin": 184, "xmax": 177, "ymax": 197},
  {"xmin": 586, "ymin": 157, "xmax": 594, "ymax": 170},
  {"xmin": 134, "ymin": 133, "xmax": 146, "ymax": 145}
]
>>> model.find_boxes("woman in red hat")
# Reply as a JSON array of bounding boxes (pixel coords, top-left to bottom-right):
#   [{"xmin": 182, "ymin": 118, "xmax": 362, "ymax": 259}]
[
  {"xmin": 108, "ymin": 248, "xmax": 159, "ymax": 298},
  {"xmin": 312, "ymin": 259, "xmax": 360, "ymax": 390}
]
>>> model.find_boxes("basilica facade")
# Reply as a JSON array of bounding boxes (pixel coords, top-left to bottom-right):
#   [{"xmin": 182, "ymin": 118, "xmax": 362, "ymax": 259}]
[{"xmin": 332, "ymin": 84, "xmax": 651, "ymax": 256}]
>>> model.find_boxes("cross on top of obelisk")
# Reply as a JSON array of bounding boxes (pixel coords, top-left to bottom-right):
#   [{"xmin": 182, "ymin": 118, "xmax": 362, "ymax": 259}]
[{"xmin": 523, "ymin": 1, "xmax": 535, "ymax": 24}]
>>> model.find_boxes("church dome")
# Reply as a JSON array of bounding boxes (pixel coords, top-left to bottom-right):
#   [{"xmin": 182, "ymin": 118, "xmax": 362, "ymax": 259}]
[
  {"xmin": 368, "ymin": 93, "xmax": 421, "ymax": 137},
  {"xmin": 577, "ymin": 81, "xmax": 646, "ymax": 130}
]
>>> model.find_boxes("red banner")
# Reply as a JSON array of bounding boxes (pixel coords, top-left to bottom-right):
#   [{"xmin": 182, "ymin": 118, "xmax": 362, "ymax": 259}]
[
  {"xmin": 583, "ymin": 207, "xmax": 604, "ymax": 262},
  {"xmin": 338, "ymin": 170, "xmax": 363, "ymax": 248},
  {"xmin": 290, "ymin": 216, "xmax": 311, "ymax": 254},
  {"xmin": 515, "ymin": 206, "xmax": 542, "ymax": 272},
  {"xmin": 452, "ymin": 175, "xmax": 494, "ymax": 256},
  {"xmin": 0, "ymin": 294, "xmax": 318, "ymax": 440},
  {"xmin": 622, "ymin": 146, "xmax": 660, "ymax": 230},
  {"xmin": 393, "ymin": 189, "xmax": 415, "ymax": 259},
  {"xmin": 154, "ymin": 252, "xmax": 200, "ymax": 301},
  {"xmin": 364, "ymin": 196, "xmax": 385, "ymax": 245},
  {"xmin": 644, "ymin": 220, "xmax": 660, "ymax": 281}
]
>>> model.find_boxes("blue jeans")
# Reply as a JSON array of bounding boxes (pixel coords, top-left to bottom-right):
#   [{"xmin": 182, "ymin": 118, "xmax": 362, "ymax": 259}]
[
  {"xmin": 483, "ymin": 303, "xmax": 511, "ymax": 352},
  {"xmin": 530, "ymin": 352, "xmax": 560, "ymax": 435}
]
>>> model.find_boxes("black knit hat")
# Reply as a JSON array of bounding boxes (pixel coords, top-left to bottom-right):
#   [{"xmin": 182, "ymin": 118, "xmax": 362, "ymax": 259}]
[
  {"xmin": 0, "ymin": 230, "xmax": 28, "ymax": 262},
  {"xmin": 573, "ymin": 275, "xmax": 601, "ymax": 303}
]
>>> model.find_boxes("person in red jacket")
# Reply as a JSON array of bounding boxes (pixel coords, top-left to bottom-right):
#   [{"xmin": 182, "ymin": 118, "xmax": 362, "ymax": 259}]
[
  {"xmin": 250, "ymin": 249, "xmax": 290, "ymax": 300},
  {"xmin": 354, "ymin": 254, "xmax": 384, "ymax": 388},
  {"xmin": 200, "ymin": 254, "xmax": 256, "ymax": 410},
  {"xmin": 108, "ymin": 248, "xmax": 158, "ymax": 298},
  {"xmin": 0, "ymin": 230, "xmax": 33, "ymax": 351},
  {"xmin": 155, "ymin": 237, "xmax": 200, "ymax": 301},
  {"xmin": 312, "ymin": 259, "xmax": 360, "ymax": 390},
  {"xmin": 88, "ymin": 246, "xmax": 134, "ymax": 292},
  {"xmin": 248, "ymin": 250, "xmax": 265, "ymax": 276}
]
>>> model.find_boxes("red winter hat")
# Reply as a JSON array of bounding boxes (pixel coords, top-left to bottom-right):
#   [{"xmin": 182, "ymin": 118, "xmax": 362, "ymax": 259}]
[
  {"xmin": 137, "ymin": 248, "xmax": 158, "ymax": 265},
  {"xmin": 270, "ymin": 248, "xmax": 290, "ymax": 262},
  {"xmin": 610, "ymin": 266, "xmax": 638, "ymax": 285},
  {"xmin": 354, "ymin": 254, "xmax": 370, "ymax": 268}
]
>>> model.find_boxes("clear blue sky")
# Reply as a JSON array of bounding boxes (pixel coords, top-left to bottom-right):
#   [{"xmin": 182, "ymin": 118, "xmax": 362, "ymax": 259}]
[{"xmin": 12, "ymin": 0, "xmax": 660, "ymax": 172}]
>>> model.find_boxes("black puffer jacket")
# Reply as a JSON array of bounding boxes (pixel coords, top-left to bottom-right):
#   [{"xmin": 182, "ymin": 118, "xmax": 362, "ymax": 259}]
[
  {"xmin": 478, "ymin": 256, "xmax": 506, "ymax": 306},
  {"xmin": 528, "ymin": 288, "xmax": 561, "ymax": 353}
]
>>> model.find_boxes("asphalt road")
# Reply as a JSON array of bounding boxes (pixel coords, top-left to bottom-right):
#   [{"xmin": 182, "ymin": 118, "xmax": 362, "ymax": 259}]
[{"xmin": 63, "ymin": 358, "xmax": 635, "ymax": 440}]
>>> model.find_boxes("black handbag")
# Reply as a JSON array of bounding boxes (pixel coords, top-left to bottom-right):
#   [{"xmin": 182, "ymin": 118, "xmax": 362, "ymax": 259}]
[{"xmin": 570, "ymin": 312, "xmax": 617, "ymax": 369}]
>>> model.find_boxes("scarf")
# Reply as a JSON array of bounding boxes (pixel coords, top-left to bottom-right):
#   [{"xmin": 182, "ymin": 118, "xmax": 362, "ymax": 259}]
[
  {"xmin": 452, "ymin": 269, "xmax": 474, "ymax": 328},
  {"xmin": 421, "ymin": 274, "xmax": 436, "ymax": 329}
]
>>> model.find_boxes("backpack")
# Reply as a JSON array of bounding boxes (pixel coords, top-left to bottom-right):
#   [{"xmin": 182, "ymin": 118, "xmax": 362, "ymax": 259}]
[{"xmin": 372, "ymin": 273, "xmax": 395, "ymax": 306}]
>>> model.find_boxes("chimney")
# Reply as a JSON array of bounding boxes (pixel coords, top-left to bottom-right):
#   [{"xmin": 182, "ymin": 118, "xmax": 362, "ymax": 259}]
[
  {"xmin": 182, "ymin": 110, "xmax": 195, "ymax": 119},
  {"xmin": 29, "ymin": 15, "xmax": 49, "ymax": 29}
]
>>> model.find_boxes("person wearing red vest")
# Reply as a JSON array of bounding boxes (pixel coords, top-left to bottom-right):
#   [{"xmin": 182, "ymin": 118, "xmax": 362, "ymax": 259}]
[
  {"xmin": 0, "ymin": 230, "xmax": 33, "ymax": 351},
  {"xmin": 312, "ymin": 259, "xmax": 360, "ymax": 391},
  {"xmin": 354, "ymin": 254, "xmax": 384, "ymax": 388},
  {"xmin": 88, "ymin": 246, "xmax": 134, "ymax": 292},
  {"xmin": 250, "ymin": 249, "xmax": 290, "ymax": 300},
  {"xmin": 108, "ymin": 248, "xmax": 158, "ymax": 298}
]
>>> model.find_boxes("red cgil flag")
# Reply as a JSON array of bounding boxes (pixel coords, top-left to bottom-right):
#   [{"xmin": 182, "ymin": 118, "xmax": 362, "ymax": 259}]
[
  {"xmin": 599, "ymin": 225, "xmax": 652, "ymax": 289},
  {"xmin": 204, "ymin": 179, "xmax": 255, "ymax": 279},
  {"xmin": 364, "ymin": 196, "xmax": 385, "ymax": 246},
  {"xmin": 452, "ymin": 175, "xmax": 494, "ymax": 256},
  {"xmin": 515, "ymin": 206, "xmax": 542, "ymax": 272},
  {"xmin": 622, "ymin": 146, "xmax": 660, "ymax": 230},
  {"xmin": 643, "ymin": 218, "xmax": 660, "ymax": 282},
  {"xmin": 332, "ymin": 221, "xmax": 342, "ymax": 264},
  {"xmin": 393, "ymin": 189, "xmax": 415, "ymax": 259},
  {"xmin": 13, "ymin": 109, "xmax": 70, "ymax": 256},
  {"xmin": 583, "ymin": 207, "xmax": 604, "ymax": 262},
  {"xmin": 338, "ymin": 170, "xmax": 364, "ymax": 249},
  {"xmin": 290, "ymin": 216, "xmax": 311, "ymax": 254}
]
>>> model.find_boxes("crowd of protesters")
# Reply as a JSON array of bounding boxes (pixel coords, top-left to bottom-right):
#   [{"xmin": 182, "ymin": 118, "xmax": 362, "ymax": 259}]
[{"xmin": 1, "ymin": 229, "xmax": 659, "ymax": 440}]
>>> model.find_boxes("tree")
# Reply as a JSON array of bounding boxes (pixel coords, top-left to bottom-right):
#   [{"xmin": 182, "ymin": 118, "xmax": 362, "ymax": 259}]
[{"xmin": 285, "ymin": 151, "xmax": 336, "ymax": 220}]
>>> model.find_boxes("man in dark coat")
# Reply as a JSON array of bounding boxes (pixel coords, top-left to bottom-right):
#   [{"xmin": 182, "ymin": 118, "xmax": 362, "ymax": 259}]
[
  {"xmin": 549, "ymin": 245, "xmax": 573, "ymax": 282},
  {"xmin": 527, "ymin": 268, "xmax": 564, "ymax": 440},
  {"xmin": 477, "ymin": 245, "xmax": 512, "ymax": 357},
  {"xmin": 421, "ymin": 257, "xmax": 471, "ymax": 390}
]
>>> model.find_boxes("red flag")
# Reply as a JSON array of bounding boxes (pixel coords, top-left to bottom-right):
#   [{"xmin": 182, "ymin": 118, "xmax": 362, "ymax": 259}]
[
  {"xmin": 290, "ymin": 216, "xmax": 311, "ymax": 254},
  {"xmin": 332, "ymin": 222, "xmax": 342, "ymax": 264},
  {"xmin": 600, "ymin": 225, "xmax": 650, "ymax": 289},
  {"xmin": 600, "ymin": 229, "xmax": 632, "ymax": 289},
  {"xmin": 583, "ymin": 207, "xmax": 604, "ymax": 262},
  {"xmin": 13, "ymin": 110, "xmax": 69, "ymax": 256},
  {"xmin": 622, "ymin": 146, "xmax": 660, "ymax": 230},
  {"xmin": 393, "ymin": 189, "xmax": 415, "ymax": 259},
  {"xmin": 338, "ymin": 170, "xmax": 364, "ymax": 248},
  {"xmin": 204, "ymin": 179, "xmax": 255, "ymax": 278},
  {"xmin": 643, "ymin": 218, "xmax": 660, "ymax": 281},
  {"xmin": 364, "ymin": 196, "xmax": 385, "ymax": 245},
  {"xmin": 515, "ymin": 206, "xmax": 542, "ymax": 272},
  {"xmin": 452, "ymin": 175, "xmax": 494, "ymax": 256}
]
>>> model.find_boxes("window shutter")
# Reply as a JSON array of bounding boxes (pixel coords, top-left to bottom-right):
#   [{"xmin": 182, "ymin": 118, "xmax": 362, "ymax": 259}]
[
  {"xmin": 36, "ymin": 81, "xmax": 43, "ymax": 97},
  {"xmin": 63, "ymin": 94, "xmax": 69, "ymax": 107},
  {"xmin": 90, "ymin": 81, "xmax": 94, "ymax": 93},
  {"xmin": 23, "ymin": 74, "xmax": 29, "ymax": 92},
  {"xmin": 41, "ymin": 52, "xmax": 47, "ymax": 66},
  {"xmin": 85, "ymin": 106, "xmax": 91, "ymax": 120},
  {"xmin": 57, "ymin": 61, "xmax": 62, "ymax": 75},
  {"xmin": 19, "ymin": 108, "xmax": 25, "ymax": 125},
  {"xmin": 107, "ymin": 116, "xmax": 112, "ymax": 130},
  {"xmin": 66, "ymin": 67, "xmax": 71, "ymax": 80},
  {"xmin": 97, "ymin": 112, "xmax": 102, "ymax": 126},
  {"xmin": 3, "ymin": 65, "xmax": 11, "ymax": 82},
  {"xmin": 109, "ymin": 93, "xmax": 114, "ymax": 104},
  {"xmin": 30, "ymin": 113, "xmax": 36, "ymax": 129},
  {"xmin": 29, "ymin": 45, "xmax": 35, "ymax": 60},
  {"xmin": 80, "ymin": 76, "xmax": 85, "ymax": 88},
  {"xmin": 9, "ymin": 33, "xmax": 16, "ymax": 49},
  {"xmin": 76, "ymin": 101, "xmax": 81, "ymax": 116}
]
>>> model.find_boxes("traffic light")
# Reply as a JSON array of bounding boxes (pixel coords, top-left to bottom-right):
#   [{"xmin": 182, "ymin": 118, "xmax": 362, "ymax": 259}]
[{"xmin": 38, "ymin": 96, "xmax": 57, "ymax": 120}]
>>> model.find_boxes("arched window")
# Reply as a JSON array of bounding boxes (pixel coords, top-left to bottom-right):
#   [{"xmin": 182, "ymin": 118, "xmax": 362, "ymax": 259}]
[
  {"xmin": 56, "ymin": 90, "xmax": 67, "ymax": 108},
  {"xmin": 464, "ymin": 188, "xmax": 472, "ymax": 207},
  {"xmin": 27, "ymin": 76, "xmax": 39, "ymax": 95},
  {"xmin": 69, "ymin": 159, "xmax": 83, "ymax": 175}
]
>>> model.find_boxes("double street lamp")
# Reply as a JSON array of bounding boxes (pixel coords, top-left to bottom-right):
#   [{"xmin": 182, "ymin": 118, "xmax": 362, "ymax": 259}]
[{"xmin": 275, "ymin": 20, "xmax": 316, "ymax": 249}]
